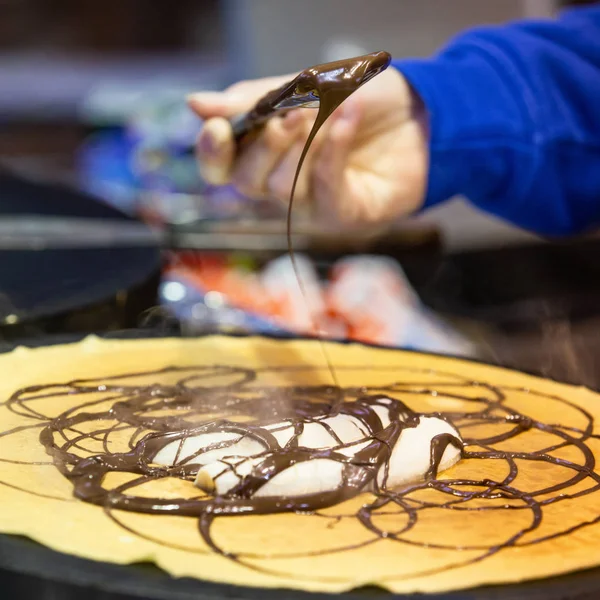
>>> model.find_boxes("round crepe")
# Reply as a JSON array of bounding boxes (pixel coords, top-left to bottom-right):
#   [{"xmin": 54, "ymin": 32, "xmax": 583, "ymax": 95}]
[{"xmin": 1, "ymin": 335, "xmax": 600, "ymax": 595}]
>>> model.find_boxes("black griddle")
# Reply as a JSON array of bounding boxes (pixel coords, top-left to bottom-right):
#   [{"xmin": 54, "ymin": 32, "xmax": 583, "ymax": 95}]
[
  {"xmin": 0, "ymin": 169, "xmax": 161, "ymax": 337},
  {"xmin": 2, "ymin": 530, "xmax": 600, "ymax": 600}
]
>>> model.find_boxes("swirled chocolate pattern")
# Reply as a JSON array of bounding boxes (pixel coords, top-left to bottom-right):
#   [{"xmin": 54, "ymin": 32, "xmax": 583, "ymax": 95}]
[{"xmin": 2, "ymin": 357, "xmax": 600, "ymax": 587}]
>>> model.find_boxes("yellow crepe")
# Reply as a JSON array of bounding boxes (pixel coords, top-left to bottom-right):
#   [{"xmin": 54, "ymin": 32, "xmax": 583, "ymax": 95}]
[{"xmin": 1, "ymin": 335, "xmax": 600, "ymax": 594}]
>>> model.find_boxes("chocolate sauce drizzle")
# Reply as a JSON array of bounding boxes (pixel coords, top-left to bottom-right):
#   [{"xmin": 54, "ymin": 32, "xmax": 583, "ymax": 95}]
[
  {"xmin": 292, "ymin": 52, "xmax": 391, "ymax": 392},
  {"xmin": 3, "ymin": 361, "xmax": 600, "ymax": 583},
  {"xmin": 265, "ymin": 51, "xmax": 392, "ymax": 392}
]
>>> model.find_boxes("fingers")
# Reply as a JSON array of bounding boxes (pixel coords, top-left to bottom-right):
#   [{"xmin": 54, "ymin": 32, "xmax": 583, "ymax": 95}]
[
  {"xmin": 191, "ymin": 75, "xmax": 299, "ymax": 188},
  {"xmin": 196, "ymin": 109, "xmax": 309, "ymax": 191},
  {"xmin": 267, "ymin": 137, "xmax": 311, "ymax": 204},
  {"xmin": 230, "ymin": 109, "xmax": 306, "ymax": 198},
  {"xmin": 312, "ymin": 99, "xmax": 362, "ymax": 223},
  {"xmin": 226, "ymin": 101, "xmax": 354, "ymax": 206},
  {"xmin": 187, "ymin": 91, "xmax": 243, "ymax": 120},
  {"xmin": 265, "ymin": 113, "xmax": 325, "ymax": 204},
  {"xmin": 187, "ymin": 75, "xmax": 293, "ymax": 119},
  {"xmin": 196, "ymin": 117, "xmax": 235, "ymax": 185},
  {"xmin": 192, "ymin": 80, "xmax": 360, "ymax": 210}
]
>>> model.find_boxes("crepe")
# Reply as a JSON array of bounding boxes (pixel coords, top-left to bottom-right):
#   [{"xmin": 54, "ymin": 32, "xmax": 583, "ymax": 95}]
[{"xmin": 2, "ymin": 335, "xmax": 600, "ymax": 594}]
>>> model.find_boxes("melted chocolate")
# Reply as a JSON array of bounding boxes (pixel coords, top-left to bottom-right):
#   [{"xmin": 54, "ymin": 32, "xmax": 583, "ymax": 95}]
[
  {"xmin": 235, "ymin": 51, "xmax": 391, "ymax": 149},
  {"xmin": 282, "ymin": 51, "xmax": 391, "ymax": 391},
  {"xmin": 3, "ymin": 362, "xmax": 600, "ymax": 581},
  {"xmin": 235, "ymin": 53, "xmax": 391, "ymax": 391}
]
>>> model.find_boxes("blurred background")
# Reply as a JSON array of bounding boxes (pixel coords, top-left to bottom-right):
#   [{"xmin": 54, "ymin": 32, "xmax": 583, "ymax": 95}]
[{"xmin": 1, "ymin": 0, "xmax": 600, "ymax": 387}]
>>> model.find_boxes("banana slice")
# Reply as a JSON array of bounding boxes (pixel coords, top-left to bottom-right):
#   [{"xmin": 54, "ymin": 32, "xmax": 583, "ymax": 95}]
[{"xmin": 151, "ymin": 397, "xmax": 462, "ymax": 501}]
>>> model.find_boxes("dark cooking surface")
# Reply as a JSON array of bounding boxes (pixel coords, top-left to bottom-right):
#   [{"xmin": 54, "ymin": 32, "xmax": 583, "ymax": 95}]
[
  {"xmin": 0, "ymin": 167, "xmax": 131, "ymax": 218},
  {"xmin": 0, "ymin": 169, "xmax": 160, "ymax": 327},
  {"xmin": 2, "ymin": 529, "xmax": 600, "ymax": 600}
]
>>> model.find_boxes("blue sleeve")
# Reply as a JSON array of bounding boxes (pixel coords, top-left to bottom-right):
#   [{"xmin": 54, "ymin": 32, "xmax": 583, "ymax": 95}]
[{"xmin": 393, "ymin": 6, "xmax": 600, "ymax": 236}]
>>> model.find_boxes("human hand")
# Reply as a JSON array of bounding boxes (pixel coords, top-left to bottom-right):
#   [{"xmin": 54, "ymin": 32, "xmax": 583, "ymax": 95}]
[{"xmin": 188, "ymin": 67, "xmax": 429, "ymax": 227}]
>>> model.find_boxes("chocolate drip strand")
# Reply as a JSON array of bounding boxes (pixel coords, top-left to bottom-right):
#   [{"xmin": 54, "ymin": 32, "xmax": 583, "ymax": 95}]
[{"xmin": 278, "ymin": 51, "xmax": 391, "ymax": 397}]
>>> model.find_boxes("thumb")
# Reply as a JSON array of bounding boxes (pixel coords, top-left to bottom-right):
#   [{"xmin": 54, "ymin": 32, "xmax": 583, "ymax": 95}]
[
  {"xmin": 187, "ymin": 91, "xmax": 253, "ymax": 120},
  {"xmin": 187, "ymin": 75, "xmax": 294, "ymax": 119},
  {"xmin": 189, "ymin": 90, "xmax": 253, "ymax": 185},
  {"xmin": 189, "ymin": 89, "xmax": 253, "ymax": 185},
  {"xmin": 196, "ymin": 117, "xmax": 235, "ymax": 185}
]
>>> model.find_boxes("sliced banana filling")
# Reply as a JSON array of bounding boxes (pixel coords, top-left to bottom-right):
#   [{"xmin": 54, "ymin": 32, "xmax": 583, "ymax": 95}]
[{"xmin": 151, "ymin": 396, "xmax": 462, "ymax": 500}]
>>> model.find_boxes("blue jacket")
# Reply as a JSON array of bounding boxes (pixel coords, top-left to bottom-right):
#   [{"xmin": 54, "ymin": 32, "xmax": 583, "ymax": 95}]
[{"xmin": 393, "ymin": 5, "xmax": 600, "ymax": 235}]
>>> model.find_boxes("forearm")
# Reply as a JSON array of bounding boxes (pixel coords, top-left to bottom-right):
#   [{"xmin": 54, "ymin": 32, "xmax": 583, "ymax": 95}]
[{"xmin": 393, "ymin": 5, "xmax": 600, "ymax": 235}]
